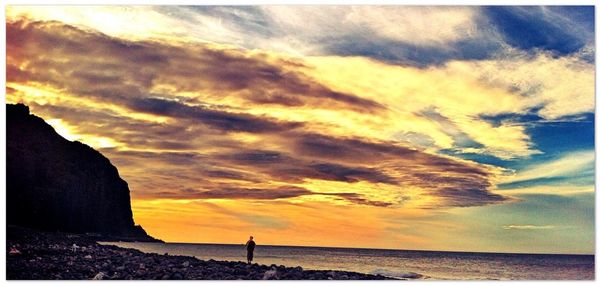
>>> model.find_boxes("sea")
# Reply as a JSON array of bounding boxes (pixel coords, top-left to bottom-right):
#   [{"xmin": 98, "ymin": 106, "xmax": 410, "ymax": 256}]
[{"xmin": 101, "ymin": 242, "xmax": 594, "ymax": 280}]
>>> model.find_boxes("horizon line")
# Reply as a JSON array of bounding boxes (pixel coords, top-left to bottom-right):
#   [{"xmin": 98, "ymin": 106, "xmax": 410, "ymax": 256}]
[{"xmin": 128, "ymin": 240, "xmax": 595, "ymax": 257}]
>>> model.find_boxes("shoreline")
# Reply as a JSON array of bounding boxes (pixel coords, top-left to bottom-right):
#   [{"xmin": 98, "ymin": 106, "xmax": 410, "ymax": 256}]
[
  {"xmin": 7, "ymin": 226, "xmax": 394, "ymax": 280},
  {"xmin": 114, "ymin": 240, "xmax": 595, "ymax": 257}
]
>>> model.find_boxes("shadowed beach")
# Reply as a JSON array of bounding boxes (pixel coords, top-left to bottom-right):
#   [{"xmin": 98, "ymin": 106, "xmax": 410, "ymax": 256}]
[{"xmin": 7, "ymin": 226, "xmax": 392, "ymax": 280}]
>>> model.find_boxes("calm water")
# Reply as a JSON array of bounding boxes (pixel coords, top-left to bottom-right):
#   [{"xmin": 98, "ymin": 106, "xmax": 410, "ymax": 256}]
[{"xmin": 101, "ymin": 242, "xmax": 594, "ymax": 280}]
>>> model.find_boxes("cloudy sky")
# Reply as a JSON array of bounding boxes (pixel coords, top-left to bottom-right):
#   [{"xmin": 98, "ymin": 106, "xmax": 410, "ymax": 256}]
[{"xmin": 6, "ymin": 6, "xmax": 595, "ymax": 254}]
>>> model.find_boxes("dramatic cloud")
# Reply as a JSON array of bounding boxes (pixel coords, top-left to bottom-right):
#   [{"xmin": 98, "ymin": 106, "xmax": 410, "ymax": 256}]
[
  {"xmin": 7, "ymin": 20, "xmax": 383, "ymax": 114},
  {"xmin": 301, "ymin": 54, "xmax": 593, "ymax": 158},
  {"xmin": 5, "ymin": 6, "xmax": 595, "ymax": 254},
  {"xmin": 128, "ymin": 97, "xmax": 304, "ymax": 133},
  {"xmin": 6, "ymin": 19, "xmax": 513, "ymax": 209},
  {"xmin": 159, "ymin": 187, "xmax": 314, "ymax": 200}
]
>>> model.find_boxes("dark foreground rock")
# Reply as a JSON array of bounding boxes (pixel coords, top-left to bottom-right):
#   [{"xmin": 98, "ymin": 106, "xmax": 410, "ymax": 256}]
[
  {"xmin": 7, "ymin": 226, "xmax": 393, "ymax": 280},
  {"xmin": 7, "ymin": 103, "xmax": 156, "ymax": 241}
]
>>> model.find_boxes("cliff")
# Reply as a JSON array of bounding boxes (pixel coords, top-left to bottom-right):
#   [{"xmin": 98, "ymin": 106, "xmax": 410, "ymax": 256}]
[{"xmin": 7, "ymin": 103, "xmax": 159, "ymax": 242}]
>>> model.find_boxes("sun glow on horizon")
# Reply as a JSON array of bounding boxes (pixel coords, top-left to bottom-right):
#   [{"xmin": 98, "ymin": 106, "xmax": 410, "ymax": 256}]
[{"xmin": 5, "ymin": 5, "xmax": 595, "ymax": 255}]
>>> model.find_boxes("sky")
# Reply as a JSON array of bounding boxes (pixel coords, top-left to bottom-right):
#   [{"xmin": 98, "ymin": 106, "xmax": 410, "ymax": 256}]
[{"xmin": 5, "ymin": 5, "xmax": 595, "ymax": 254}]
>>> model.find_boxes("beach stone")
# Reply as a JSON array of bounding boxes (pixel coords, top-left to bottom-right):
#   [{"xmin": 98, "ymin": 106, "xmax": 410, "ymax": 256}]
[
  {"xmin": 263, "ymin": 268, "xmax": 278, "ymax": 280},
  {"xmin": 400, "ymin": 272, "xmax": 423, "ymax": 279},
  {"xmin": 9, "ymin": 247, "xmax": 21, "ymax": 255},
  {"xmin": 92, "ymin": 272, "xmax": 107, "ymax": 280},
  {"xmin": 7, "ymin": 226, "xmax": 397, "ymax": 280}
]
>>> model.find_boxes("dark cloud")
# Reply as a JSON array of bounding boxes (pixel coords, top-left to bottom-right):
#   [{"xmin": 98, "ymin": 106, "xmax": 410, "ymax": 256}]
[
  {"xmin": 328, "ymin": 193, "xmax": 394, "ymax": 207},
  {"xmin": 6, "ymin": 20, "xmax": 384, "ymax": 123},
  {"xmin": 160, "ymin": 186, "xmax": 395, "ymax": 208},
  {"xmin": 308, "ymin": 163, "xmax": 397, "ymax": 184},
  {"xmin": 321, "ymin": 33, "xmax": 504, "ymax": 67},
  {"xmin": 129, "ymin": 97, "xmax": 303, "ymax": 133},
  {"xmin": 23, "ymin": 102, "xmax": 212, "ymax": 152},
  {"xmin": 220, "ymin": 149, "xmax": 397, "ymax": 185},
  {"xmin": 292, "ymin": 133, "xmax": 418, "ymax": 163},
  {"xmin": 292, "ymin": 132, "xmax": 488, "ymax": 175},
  {"xmin": 160, "ymin": 187, "xmax": 313, "ymax": 200},
  {"xmin": 225, "ymin": 150, "xmax": 287, "ymax": 165},
  {"xmin": 287, "ymin": 132, "xmax": 506, "ymax": 206},
  {"xmin": 7, "ymin": 19, "xmax": 510, "ymax": 208},
  {"xmin": 203, "ymin": 169, "xmax": 262, "ymax": 183},
  {"xmin": 431, "ymin": 187, "xmax": 506, "ymax": 208}
]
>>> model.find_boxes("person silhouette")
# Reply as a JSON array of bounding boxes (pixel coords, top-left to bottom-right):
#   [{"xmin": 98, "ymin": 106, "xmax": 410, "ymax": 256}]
[{"xmin": 245, "ymin": 236, "xmax": 256, "ymax": 264}]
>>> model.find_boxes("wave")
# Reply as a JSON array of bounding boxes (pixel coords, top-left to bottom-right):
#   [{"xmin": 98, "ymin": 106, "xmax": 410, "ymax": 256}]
[{"xmin": 370, "ymin": 269, "xmax": 425, "ymax": 279}]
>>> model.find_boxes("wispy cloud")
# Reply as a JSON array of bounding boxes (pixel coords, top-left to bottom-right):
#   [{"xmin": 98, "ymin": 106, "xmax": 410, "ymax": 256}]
[
  {"xmin": 499, "ymin": 150, "xmax": 595, "ymax": 186},
  {"xmin": 8, "ymin": 6, "xmax": 594, "ymax": 65},
  {"xmin": 502, "ymin": 224, "xmax": 556, "ymax": 230},
  {"xmin": 498, "ymin": 185, "xmax": 594, "ymax": 196}
]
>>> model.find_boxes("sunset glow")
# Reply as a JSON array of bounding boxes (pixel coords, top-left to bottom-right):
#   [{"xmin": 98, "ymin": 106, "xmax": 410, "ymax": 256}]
[{"xmin": 6, "ymin": 6, "xmax": 594, "ymax": 254}]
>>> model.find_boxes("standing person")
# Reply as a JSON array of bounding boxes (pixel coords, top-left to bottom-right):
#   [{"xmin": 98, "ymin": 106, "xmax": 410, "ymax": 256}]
[{"xmin": 245, "ymin": 236, "xmax": 256, "ymax": 264}]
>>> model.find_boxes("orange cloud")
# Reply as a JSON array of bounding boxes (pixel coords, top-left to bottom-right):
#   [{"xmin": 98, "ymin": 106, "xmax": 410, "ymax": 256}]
[{"xmin": 6, "ymin": 19, "xmax": 509, "ymax": 211}]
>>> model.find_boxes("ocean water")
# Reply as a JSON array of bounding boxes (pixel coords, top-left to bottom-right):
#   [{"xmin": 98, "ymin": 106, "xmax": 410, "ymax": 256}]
[{"xmin": 101, "ymin": 242, "xmax": 594, "ymax": 280}]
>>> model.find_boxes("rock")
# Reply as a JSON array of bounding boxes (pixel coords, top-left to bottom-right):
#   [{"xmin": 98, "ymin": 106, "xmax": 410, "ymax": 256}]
[
  {"xmin": 6, "ymin": 104, "xmax": 156, "ymax": 241},
  {"xmin": 263, "ymin": 268, "xmax": 278, "ymax": 280},
  {"xmin": 172, "ymin": 272, "xmax": 184, "ymax": 280},
  {"xmin": 9, "ymin": 247, "xmax": 21, "ymax": 255},
  {"xmin": 6, "ymin": 226, "xmax": 397, "ymax": 280},
  {"xmin": 400, "ymin": 272, "xmax": 423, "ymax": 279},
  {"xmin": 92, "ymin": 272, "xmax": 107, "ymax": 280}
]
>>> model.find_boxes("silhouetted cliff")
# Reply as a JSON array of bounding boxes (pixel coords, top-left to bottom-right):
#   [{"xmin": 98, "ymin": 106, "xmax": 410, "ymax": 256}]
[{"xmin": 7, "ymin": 103, "xmax": 159, "ymax": 242}]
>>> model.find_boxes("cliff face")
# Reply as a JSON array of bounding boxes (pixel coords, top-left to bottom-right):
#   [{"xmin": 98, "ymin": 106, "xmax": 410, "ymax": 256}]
[{"xmin": 7, "ymin": 103, "xmax": 157, "ymax": 241}]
